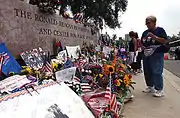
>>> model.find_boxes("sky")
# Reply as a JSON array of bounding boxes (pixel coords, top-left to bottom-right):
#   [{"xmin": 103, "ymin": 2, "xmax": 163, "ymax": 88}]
[{"xmin": 102, "ymin": 0, "xmax": 180, "ymax": 38}]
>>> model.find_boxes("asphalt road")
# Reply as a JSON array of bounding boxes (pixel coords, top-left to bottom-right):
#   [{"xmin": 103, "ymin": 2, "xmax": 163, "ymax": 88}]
[{"xmin": 164, "ymin": 60, "xmax": 180, "ymax": 78}]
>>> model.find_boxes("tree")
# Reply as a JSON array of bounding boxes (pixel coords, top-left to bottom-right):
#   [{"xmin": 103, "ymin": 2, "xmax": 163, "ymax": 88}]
[
  {"xmin": 177, "ymin": 31, "xmax": 180, "ymax": 37},
  {"xmin": 68, "ymin": 0, "xmax": 128, "ymax": 29},
  {"xmin": 169, "ymin": 35, "xmax": 179, "ymax": 42}
]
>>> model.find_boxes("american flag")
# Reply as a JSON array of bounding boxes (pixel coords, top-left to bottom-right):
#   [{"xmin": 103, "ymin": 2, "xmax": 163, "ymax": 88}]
[
  {"xmin": 0, "ymin": 52, "xmax": 9, "ymax": 64},
  {"xmin": 73, "ymin": 13, "xmax": 83, "ymax": 23},
  {"xmin": 2, "ymin": 52, "xmax": 9, "ymax": 61},
  {"xmin": 74, "ymin": 58, "xmax": 86, "ymax": 72},
  {"xmin": 110, "ymin": 93, "xmax": 118, "ymax": 115},
  {"xmin": 79, "ymin": 58, "xmax": 84, "ymax": 67},
  {"xmin": 73, "ymin": 76, "xmax": 80, "ymax": 83},
  {"xmin": 41, "ymin": 57, "xmax": 53, "ymax": 73},
  {"xmin": 73, "ymin": 60, "xmax": 79, "ymax": 70},
  {"xmin": 105, "ymin": 78, "xmax": 118, "ymax": 116},
  {"xmin": 0, "ymin": 55, "xmax": 4, "ymax": 75},
  {"xmin": 104, "ymin": 80, "xmax": 111, "ymax": 100},
  {"xmin": 80, "ymin": 83, "xmax": 92, "ymax": 93}
]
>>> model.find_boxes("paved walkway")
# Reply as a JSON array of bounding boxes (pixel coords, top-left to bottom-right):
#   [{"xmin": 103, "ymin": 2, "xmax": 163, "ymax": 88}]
[{"xmin": 123, "ymin": 69, "xmax": 180, "ymax": 118}]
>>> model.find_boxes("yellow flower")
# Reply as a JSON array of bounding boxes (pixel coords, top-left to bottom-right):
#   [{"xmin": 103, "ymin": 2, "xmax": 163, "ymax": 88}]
[
  {"xmin": 26, "ymin": 67, "xmax": 32, "ymax": 74},
  {"xmin": 108, "ymin": 65, "xmax": 115, "ymax": 73},
  {"xmin": 125, "ymin": 74, "xmax": 130, "ymax": 79},
  {"xmin": 120, "ymin": 64, "xmax": 125, "ymax": 70},
  {"xmin": 22, "ymin": 66, "xmax": 27, "ymax": 69},
  {"xmin": 52, "ymin": 62, "xmax": 58, "ymax": 70},
  {"xmin": 99, "ymin": 74, "xmax": 103, "ymax": 78},
  {"xmin": 115, "ymin": 80, "xmax": 121, "ymax": 86},
  {"xmin": 124, "ymin": 75, "xmax": 130, "ymax": 86},
  {"xmin": 118, "ymin": 79, "xmax": 123, "ymax": 82},
  {"xmin": 103, "ymin": 64, "xmax": 115, "ymax": 75}
]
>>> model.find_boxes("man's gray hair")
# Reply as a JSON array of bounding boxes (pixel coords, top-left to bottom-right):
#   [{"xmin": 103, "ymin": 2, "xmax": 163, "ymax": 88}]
[{"xmin": 146, "ymin": 15, "xmax": 157, "ymax": 23}]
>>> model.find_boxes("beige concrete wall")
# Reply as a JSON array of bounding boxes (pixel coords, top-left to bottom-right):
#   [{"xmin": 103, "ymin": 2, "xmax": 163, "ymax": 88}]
[{"xmin": 0, "ymin": 0, "xmax": 97, "ymax": 58}]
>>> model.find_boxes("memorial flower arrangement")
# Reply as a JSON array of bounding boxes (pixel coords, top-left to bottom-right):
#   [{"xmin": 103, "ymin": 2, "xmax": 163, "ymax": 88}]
[
  {"xmin": 20, "ymin": 63, "xmax": 59, "ymax": 85},
  {"xmin": 99, "ymin": 52, "xmax": 136, "ymax": 103},
  {"xmin": 21, "ymin": 66, "xmax": 40, "ymax": 77}
]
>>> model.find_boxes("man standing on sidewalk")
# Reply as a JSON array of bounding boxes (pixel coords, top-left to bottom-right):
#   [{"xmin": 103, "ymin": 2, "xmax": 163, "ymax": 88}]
[
  {"xmin": 135, "ymin": 32, "xmax": 143, "ymax": 73},
  {"xmin": 141, "ymin": 16, "xmax": 168, "ymax": 97}
]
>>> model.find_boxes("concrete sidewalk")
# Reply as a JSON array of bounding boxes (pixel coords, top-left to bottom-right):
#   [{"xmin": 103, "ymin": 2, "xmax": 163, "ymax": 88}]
[{"xmin": 123, "ymin": 69, "xmax": 180, "ymax": 118}]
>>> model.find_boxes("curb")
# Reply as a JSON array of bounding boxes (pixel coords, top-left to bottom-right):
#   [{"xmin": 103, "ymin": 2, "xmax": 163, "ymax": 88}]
[{"xmin": 164, "ymin": 69, "xmax": 180, "ymax": 94}]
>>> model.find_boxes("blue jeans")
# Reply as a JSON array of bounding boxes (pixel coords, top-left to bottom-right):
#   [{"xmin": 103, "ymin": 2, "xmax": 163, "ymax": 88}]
[{"xmin": 143, "ymin": 53, "xmax": 164, "ymax": 90}]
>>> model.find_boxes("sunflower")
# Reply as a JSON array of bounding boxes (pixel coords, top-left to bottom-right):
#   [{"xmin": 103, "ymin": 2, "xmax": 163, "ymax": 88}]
[{"xmin": 103, "ymin": 64, "xmax": 115, "ymax": 75}]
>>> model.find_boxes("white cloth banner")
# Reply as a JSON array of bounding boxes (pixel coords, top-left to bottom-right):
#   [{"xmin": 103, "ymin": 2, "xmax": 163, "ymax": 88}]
[
  {"xmin": 0, "ymin": 83, "xmax": 95, "ymax": 118},
  {"xmin": 0, "ymin": 75, "xmax": 31, "ymax": 93},
  {"xmin": 55, "ymin": 67, "xmax": 76, "ymax": 82},
  {"xmin": 66, "ymin": 46, "xmax": 81, "ymax": 59}
]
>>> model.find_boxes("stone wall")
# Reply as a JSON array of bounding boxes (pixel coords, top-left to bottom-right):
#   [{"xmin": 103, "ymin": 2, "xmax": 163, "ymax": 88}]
[{"xmin": 0, "ymin": 0, "xmax": 98, "ymax": 58}]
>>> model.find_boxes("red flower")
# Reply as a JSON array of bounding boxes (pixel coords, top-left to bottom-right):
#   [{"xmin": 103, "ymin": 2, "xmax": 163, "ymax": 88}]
[
  {"xmin": 55, "ymin": 42, "xmax": 60, "ymax": 47},
  {"xmin": 114, "ymin": 79, "xmax": 118, "ymax": 85},
  {"xmin": 128, "ymin": 74, "xmax": 132, "ymax": 79}
]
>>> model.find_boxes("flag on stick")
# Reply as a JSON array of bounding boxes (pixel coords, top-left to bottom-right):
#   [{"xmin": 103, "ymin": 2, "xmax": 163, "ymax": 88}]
[
  {"xmin": 104, "ymin": 74, "xmax": 118, "ymax": 116},
  {"xmin": 41, "ymin": 53, "xmax": 53, "ymax": 73},
  {"xmin": 0, "ymin": 55, "xmax": 4, "ymax": 75}
]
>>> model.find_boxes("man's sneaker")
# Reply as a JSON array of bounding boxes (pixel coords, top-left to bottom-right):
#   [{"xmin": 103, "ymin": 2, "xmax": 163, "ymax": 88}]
[
  {"xmin": 142, "ymin": 87, "xmax": 155, "ymax": 93},
  {"xmin": 153, "ymin": 90, "xmax": 164, "ymax": 97}
]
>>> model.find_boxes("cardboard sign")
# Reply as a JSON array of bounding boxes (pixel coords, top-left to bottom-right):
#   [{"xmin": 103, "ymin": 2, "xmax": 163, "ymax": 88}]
[
  {"xmin": 0, "ymin": 75, "xmax": 31, "ymax": 92},
  {"xmin": 20, "ymin": 48, "xmax": 45, "ymax": 69},
  {"xmin": 0, "ymin": 83, "xmax": 95, "ymax": 118},
  {"xmin": 66, "ymin": 46, "xmax": 81, "ymax": 59},
  {"xmin": 55, "ymin": 67, "xmax": 76, "ymax": 82}
]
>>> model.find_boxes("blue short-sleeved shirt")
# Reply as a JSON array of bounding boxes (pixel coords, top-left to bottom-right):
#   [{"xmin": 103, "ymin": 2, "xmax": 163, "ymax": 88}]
[{"xmin": 141, "ymin": 27, "xmax": 168, "ymax": 53}]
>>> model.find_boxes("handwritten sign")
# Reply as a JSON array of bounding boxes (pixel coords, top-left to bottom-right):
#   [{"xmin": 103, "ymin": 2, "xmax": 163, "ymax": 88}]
[
  {"xmin": 57, "ymin": 50, "xmax": 68, "ymax": 61},
  {"xmin": 66, "ymin": 46, "xmax": 81, "ymax": 59},
  {"xmin": 0, "ymin": 83, "xmax": 95, "ymax": 118},
  {"xmin": 55, "ymin": 67, "xmax": 76, "ymax": 82},
  {"xmin": 0, "ymin": 75, "xmax": 31, "ymax": 92}
]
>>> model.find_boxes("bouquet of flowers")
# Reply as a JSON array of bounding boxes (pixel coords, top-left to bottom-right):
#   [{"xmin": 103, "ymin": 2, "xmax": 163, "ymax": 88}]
[{"xmin": 101, "ymin": 59, "xmax": 135, "ymax": 103}]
